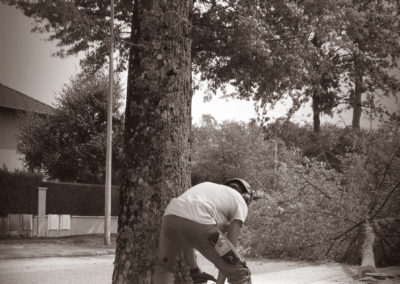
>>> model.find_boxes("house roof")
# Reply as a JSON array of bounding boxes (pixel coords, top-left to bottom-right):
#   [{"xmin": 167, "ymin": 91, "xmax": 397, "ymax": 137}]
[{"xmin": 0, "ymin": 83, "xmax": 54, "ymax": 114}]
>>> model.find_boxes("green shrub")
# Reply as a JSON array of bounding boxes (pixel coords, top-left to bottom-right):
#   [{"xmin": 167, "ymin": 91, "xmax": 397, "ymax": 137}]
[
  {"xmin": 44, "ymin": 182, "xmax": 119, "ymax": 216},
  {"xmin": 192, "ymin": 118, "xmax": 400, "ymax": 265},
  {"xmin": 0, "ymin": 168, "xmax": 42, "ymax": 215},
  {"xmin": 241, "ymin": 126, "xmax": 400, "ymax": 265}
]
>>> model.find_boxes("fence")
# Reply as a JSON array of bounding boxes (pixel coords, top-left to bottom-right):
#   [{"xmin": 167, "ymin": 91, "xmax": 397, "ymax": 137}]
[{"xmin": 0, "ymin": 182, "xmax": 119, "ymax": 238}]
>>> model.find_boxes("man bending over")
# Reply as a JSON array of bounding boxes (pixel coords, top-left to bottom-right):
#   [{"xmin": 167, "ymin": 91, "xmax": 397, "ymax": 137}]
[{"xmin": 154, "ymin": 178, "xmax": 252, "ymax": 284}]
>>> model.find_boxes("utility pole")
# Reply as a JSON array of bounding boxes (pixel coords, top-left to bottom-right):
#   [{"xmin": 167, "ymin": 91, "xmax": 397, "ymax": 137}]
[{"xmin": 104, "ymin": 0, "xmax": 114, "ymax": 246}]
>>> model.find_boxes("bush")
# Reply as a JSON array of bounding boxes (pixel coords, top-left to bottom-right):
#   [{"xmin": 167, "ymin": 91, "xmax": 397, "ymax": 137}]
[
  {"xmin": 192, "ymin": 119, "xmax": 275, "ymax": 193},
  {"xmin": 193, "ymin": 118, "xmax": 400, "ymax": 265},
  {"xmin": 0, "ymin": 169, "xmax": 120, "ymax": 217},
  {"xmin": 44, "ymin": 182, "xmax": 120, "ymax": 216},
  {"xmin": 242, "ymin": 126, "xmax": 400, "ymax": 266},
  {"xmin": 0, "ymin": 168, "xmax": 42, "ymax": 215},
  {"xmin": 17, "ymin": 71, "xmax": 125, "ymax": 184}
]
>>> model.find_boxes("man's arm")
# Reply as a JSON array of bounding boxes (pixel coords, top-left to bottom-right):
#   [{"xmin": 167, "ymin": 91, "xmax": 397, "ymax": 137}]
[
  {"xmin": 226, "ymin": 219, "xmax": 243, "ymax": 246},
  {"xmin": 216, "ymin": 220, "xmax": 243, "ymax": 284}
]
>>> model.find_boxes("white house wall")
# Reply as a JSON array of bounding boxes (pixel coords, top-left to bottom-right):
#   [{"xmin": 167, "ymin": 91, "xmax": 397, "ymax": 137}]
[{"xmin": 0, "ymin": 108, "xmax": 25, "ymax": 170}]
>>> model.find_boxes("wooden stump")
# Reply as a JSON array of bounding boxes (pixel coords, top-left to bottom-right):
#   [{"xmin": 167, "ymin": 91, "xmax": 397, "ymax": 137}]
[{"xmin": 358, "ymin": 221, "xmax": 377, "ymax": 279}]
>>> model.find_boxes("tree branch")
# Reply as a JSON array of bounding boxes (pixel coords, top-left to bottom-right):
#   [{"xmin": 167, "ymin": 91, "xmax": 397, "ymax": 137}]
[
  {"xmin": 373, "ymin": 224, "xmax": 394, "ymax": 250},
  {"xmin": 303, "ymin": 178, "xmax": 332, "ymax": 199},
  {"xmin": 304, "ymin": 209, "xmax": 357, "ymax": 224},
  {"xmin": 371, "ymin": 179, "xmax": 400, "ymax": 219},
  {"xmin": 332, "ymin": 220, "xmax": 365, "ymax": 242},
  {"xmin": 302, "ymin": 219, "xmax": 365, "ymax": 250}
]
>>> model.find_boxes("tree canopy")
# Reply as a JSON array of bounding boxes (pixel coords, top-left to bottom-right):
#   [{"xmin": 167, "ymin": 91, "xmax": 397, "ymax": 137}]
[
  {"xmin": 192, "ymin": 0, "xmax": 400, "ymax": 130},
  {"xmin": 6, "ymin": 0, "xmax": 400, "ymax": 129},
  {"xmin": 17, "ymin": 71, "xmax": 124, "ymax": 184}
]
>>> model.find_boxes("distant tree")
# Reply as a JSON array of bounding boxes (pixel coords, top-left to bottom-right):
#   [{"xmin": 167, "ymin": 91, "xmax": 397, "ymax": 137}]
[
  {"xmin": 192, "ymin": 0, "xmax": 310, "ymax": 119},
  {"xmin": 297, "ymin": 1, "xmax": 346, "ymax": 133},
  {"xmin": 264, "ymin": 119, "xmax": 313, "ymax": 150},
  {"xmin": 302, "ymin": 0, "xmax": 400, "ymax": 131},
  {"xmin": 264, "ymin": 119, "xmax": 368, "ymax": 170},
  {"xmin": 17, "ymin": 71, "xmax": 124, "ymax": 184},
  {"xmin": 266, "ymin": 0, "xmax": 400, "ymax": 133},
  {"xmin": 193, "ymin": 0, "xmax": 400, "ymax": 132},
  {"xmin": 192, "ymin": 116, "xmax": 275, "ymax": 192},
  {"xmin": 343, "ymin": 0, "xmax": 400, "ymax": 130}
]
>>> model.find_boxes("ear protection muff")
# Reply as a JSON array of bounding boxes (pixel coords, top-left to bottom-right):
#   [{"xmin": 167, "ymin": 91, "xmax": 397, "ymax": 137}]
[{"xmin": 224, "ymin": 178, "xmax": 253, "ymax": 205}]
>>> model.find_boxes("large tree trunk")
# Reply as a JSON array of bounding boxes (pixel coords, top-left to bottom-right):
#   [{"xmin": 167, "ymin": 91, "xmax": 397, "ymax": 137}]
[
  {"xmin": 352, "ymin": 75, "xmax": 362, "ymax": 130},
  {"xmin": 358, "ymin": 221, "xmax": 377, "ymax": 278},
  {"xmin": 112, "ymin": 0, "xmax": 193, "ymax": 283},
  {"xmin": 312, "ymin": 92, "xmax": 321, "ymax": 133},
  {"xmin": 352, "ymin": 55, "xmax": 363, "ymax": 130}
]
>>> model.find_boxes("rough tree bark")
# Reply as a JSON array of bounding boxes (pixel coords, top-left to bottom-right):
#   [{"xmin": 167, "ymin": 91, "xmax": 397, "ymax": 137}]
[
  {"xmin": 112, "ymin": 0, "xmax": 193, "ymax": 283},
  {"xmin": 312, "ymin": 92, "xmax": 321, "ymax": 133},
  {"xmin": 352, "ymin": 75, "xmax": 362, "ymax": 130}
]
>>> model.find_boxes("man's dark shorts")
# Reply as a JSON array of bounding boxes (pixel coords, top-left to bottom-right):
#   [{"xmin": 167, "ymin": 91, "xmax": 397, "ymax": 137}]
[{"xmin": 154, "ymin": 215, "xmax": 251, "ymax": 284}]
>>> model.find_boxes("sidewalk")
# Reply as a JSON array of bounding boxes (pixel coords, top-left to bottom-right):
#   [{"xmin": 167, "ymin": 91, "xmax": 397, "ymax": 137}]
[{"xmin": 0, "ymin": 235, "xmax": 116, "ymax": 259}]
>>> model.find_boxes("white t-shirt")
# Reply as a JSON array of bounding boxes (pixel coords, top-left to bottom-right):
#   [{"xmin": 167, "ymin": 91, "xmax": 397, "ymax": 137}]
[{"xmin": 164, "ymin": 182, "xmax": 248, "ymax": 226}]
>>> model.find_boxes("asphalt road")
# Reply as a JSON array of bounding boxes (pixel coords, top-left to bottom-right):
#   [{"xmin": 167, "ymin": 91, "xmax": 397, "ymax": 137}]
[
  {"xmin": 0, "ymin": 255, "xmax": 115, "ymax": 284},
  {"xmin": 1, "ymin": 254, "xmax": 398, "ymax": 284}
]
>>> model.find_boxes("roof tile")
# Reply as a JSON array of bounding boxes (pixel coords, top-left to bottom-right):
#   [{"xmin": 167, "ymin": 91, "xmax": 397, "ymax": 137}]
[{"xmin": 0, "ymin": 83, "xmax": 54, "ymax": 114}]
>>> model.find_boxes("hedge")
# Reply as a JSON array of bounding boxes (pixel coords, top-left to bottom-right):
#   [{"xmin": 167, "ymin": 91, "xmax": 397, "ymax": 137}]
[
  {"xmin": 44, "ymin": 182, "xmax": 119, "ymax": 216},
  {"xmin": 0, "ymin": 169, "xmax": 120, "ymax": 216},
  {"xmin": 0, "ymin": 168, "xmax": 42, "ymax": 215}
]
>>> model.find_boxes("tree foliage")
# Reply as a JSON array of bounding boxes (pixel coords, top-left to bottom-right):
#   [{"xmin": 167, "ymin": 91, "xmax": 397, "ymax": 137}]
[
  {"xmin": 192, "ymin": 117, "xmax": 400, "ymax": 265},
  {"xmin": 7, "ymin": 0, "xmax": 134, "ymax": 71},
  {"xmin": 193, "ymin": 0, "xmax": 400, "ymax": 131},
  {"xmin": 192, "ymin": 0, "xmax": 308, "ymax": 99},
  {"xmin": 17, "ymin": 71, "xmax": 124, "ymax": 184},
  {"xmin": 6, "ymin": 0, "xmax": 399, "ymax": 131},
  {"xmin": 339, "ymin": 0, "xmax": 400, "ymax": 129},
  {"xmin": 192, "ymin": 115, "xmax": 275, "ymax": 190}
]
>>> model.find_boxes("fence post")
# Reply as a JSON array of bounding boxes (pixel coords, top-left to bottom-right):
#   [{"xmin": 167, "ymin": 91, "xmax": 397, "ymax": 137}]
[{"xmin": 37, "ymin": 187, "xmax": 47, "ymax": 237}]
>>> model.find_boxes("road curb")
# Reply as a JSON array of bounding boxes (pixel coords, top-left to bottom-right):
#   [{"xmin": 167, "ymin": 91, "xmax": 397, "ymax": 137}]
[{"xmin": 0, "ymin": 249, "xmax": 116, "ymax": 260}]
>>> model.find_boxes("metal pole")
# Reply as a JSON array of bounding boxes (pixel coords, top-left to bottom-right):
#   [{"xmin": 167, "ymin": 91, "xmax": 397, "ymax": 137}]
[{"xmin": 104, "ymin": 0, "xmax": 114, "ymax": 246}]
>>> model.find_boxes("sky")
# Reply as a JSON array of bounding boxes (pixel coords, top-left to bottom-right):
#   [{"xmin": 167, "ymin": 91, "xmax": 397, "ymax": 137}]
[
  {"xmin": 1, "ymin": 4, "xmax": 398, "ymax": 128},
  {"xmin": 0, "ymin": 5, "xmax": 80, "ymax": 104}
]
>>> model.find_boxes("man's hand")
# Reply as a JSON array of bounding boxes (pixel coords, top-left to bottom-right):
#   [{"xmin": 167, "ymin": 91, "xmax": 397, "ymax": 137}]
[{"xmin": 190, "ymin": 267, "xmax": 217, "ymax": 283}]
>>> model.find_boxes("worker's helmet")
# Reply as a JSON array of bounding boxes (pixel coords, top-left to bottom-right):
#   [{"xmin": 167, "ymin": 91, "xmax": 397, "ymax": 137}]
[{"xmin": 224, "ymin": 178, "xmax": 253, "ymax": 205}]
